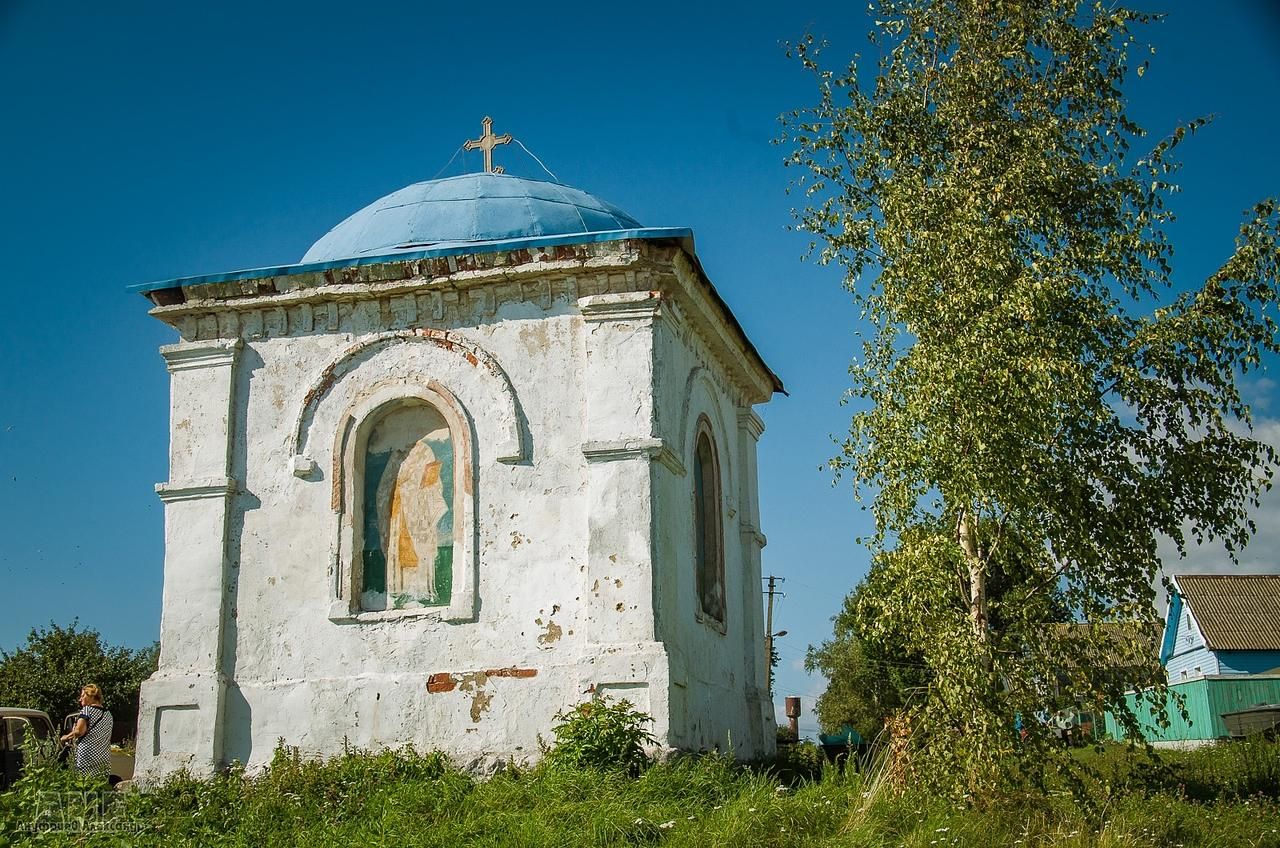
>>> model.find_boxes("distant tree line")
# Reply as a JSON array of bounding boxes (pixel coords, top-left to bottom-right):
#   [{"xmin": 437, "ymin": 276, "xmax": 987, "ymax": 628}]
[{"xmin": 0, "ymin": 622, "xmax": 157, "ymax": 742}]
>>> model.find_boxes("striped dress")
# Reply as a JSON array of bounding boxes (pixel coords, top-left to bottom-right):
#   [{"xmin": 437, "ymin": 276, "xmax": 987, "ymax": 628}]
[{"xmin": 73, "ymin": 705, "xmax": 113, "ymax": 779}]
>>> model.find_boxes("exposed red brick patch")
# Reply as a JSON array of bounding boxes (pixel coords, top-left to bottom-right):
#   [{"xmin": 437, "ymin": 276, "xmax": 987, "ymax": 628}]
[
  {"xmin": 484, "ymin": 667, "xmax": 537, "ymax": 679},
  {"xmin": 426, "ymin": 673, "xmax": 456, "ymax": 693},
  {"xmin": 426, "ymin": 667, "xmax": 536, "ymax": 694}
]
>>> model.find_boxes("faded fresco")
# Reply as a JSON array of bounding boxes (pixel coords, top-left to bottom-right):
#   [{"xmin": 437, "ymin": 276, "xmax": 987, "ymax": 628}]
[{"xmin": 361, "ymin": 404, "xmax": 454, "ymax": 610}]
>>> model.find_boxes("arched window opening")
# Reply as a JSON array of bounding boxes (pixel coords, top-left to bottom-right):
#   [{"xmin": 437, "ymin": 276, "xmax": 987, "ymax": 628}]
[
  {"xmin": 359, "ymin": 402, "xmax": 455, "ymax": 612},
  {"xmin": 694, "ymin": 426, "xmax": 725, "ymax": 624}
]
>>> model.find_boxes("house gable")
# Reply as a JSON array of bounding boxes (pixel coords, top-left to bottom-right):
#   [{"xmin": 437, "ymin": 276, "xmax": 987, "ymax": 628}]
[{"xmin": 1164, "ymin": 584, "xmax": 1218, "ymax": 681}]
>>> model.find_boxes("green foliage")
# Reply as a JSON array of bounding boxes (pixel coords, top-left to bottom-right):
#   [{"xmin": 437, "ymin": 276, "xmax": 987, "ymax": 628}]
[
  {"xmin": 542, "ymin": 698, "xmax": 657, "ymax": 775},
  {"xmin": 0, "ymin": 732, "xmax": 129, "ymax": 845},
  {"xmin": 1085, "ymin": 738, "xmax": 1280, "ymax": 801},
  {"xmin": 117, "ymin": 742, "xmax": 466, "ymax": 843},
  {"xmin": 768, "ymin": 640, "xmax": 781, "ymax": 693},
  {"xmin": 780, "ymin": 0, "xmax": 1280, "ymax": 796},
  {"xmin": 0, "ymin": 622, "xmax": 158, "ymax": 740},
  {"xmin": 4, "ymin": 742, "xmax": 1279, "ymax": 846},
  {"xmin": 770, "ymin": 739, "xmax": 828, "ymax": 784},
  {"xmin": 806, "ymin": 557, "xmax": 931, "ymax": 741}
]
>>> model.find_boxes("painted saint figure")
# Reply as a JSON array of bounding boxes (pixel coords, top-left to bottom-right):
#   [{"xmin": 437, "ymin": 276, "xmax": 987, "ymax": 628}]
[
  {"xmin": 376, "ymin": 438, "xmax": 448, "ymax": 601},
  {"xmin": 361, "ymin": 403, "xmax": 454, "ymax": 610}
]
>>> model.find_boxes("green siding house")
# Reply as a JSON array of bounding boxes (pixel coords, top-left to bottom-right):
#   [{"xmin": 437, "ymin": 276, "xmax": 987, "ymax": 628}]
[{"xmin": 1105, "ymin": 574, "xmax": 1280, "ymax": 744}]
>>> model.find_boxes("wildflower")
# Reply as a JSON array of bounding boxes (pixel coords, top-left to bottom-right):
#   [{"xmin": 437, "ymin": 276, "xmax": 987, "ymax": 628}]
[
  {"xmin": 659, "ymin": 821, "xmax": 676, "ymax": 830},
  {"xmin": 936, "ymin": 827, "xmax": 949, "ymax": 833},
  {"xmin": 748, "ymin": 807, "xmax": 757, "ymax": 812},
  {"xmin": 633, "ymin": 818, "xmax": 644, "ymax": 825}
]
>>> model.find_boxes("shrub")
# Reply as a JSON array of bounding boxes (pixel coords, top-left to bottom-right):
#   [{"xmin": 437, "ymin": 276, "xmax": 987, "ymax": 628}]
[
  {"xmin": 541, "ymin": 698, "xmax": 656, "ymax": 775},
  {"xmin": 769, "ymin": 739, "xmax": 826, "ymax": 784},
  {"xmin": 0, "ymin": 621, "xmax": 158, "ymax": 742}
]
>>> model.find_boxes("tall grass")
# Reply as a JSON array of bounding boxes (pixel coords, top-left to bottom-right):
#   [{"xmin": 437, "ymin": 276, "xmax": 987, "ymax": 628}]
[{"xmin": 2, "ymin": 739, "xmax": 1278, "ymax": 847}]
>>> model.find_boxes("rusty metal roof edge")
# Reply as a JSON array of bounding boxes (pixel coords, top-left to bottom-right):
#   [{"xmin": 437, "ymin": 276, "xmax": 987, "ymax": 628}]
[
  {"xmin": 681, "ymin": 249, "xmax": 786, "ymax": 398},
  {"xmin": 131, "ymin": 225, "xmax": 785, "ymax": 399},
  {"xmin": 126, "ymin": 228, "xmax": 695, "ymax": 294}
]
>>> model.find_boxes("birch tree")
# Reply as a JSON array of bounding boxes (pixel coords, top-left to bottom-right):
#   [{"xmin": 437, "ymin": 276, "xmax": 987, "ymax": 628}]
[{"xmin": 781, "ymin": 0, "xmax": 1280, "ymax": 794}]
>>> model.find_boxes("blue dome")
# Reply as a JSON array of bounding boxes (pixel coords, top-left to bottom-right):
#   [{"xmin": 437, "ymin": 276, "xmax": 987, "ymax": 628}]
[{"xmin": 301, "ymin": 173, "xmax": 644, "ymax": 263}]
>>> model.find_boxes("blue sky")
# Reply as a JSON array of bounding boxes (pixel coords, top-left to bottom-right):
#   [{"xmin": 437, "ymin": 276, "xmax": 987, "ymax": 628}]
[{"xmin": 1, "ymin": 1, "xmax": 1277, "ymax": 737}]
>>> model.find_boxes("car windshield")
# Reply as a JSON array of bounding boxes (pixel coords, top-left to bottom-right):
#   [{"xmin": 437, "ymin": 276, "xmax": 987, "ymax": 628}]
[{"xmin": 6, "ymin": 714, "xmax": 52, "ymax": 741}]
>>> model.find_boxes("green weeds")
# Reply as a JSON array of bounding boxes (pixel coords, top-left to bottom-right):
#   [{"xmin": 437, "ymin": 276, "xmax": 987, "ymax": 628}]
[
  {"xmin": 2, "ymin": 739, "xmax": 1278, "ymax": 846},
  {"xmin": 540, "ymin": 698, "xmax": 656, "ymax": 776}
]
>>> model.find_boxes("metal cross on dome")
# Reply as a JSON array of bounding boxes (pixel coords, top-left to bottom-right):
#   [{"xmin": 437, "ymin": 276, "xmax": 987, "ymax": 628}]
[{"xmin": 463, "ymin": 116, "xmax": 512, "ymax": 174}]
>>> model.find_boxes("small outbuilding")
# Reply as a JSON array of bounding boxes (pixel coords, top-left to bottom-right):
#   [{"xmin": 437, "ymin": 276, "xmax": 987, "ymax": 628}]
[
  {"xmin": 1105, "ymin": 573, "xmax": 1280, "ymax": 744},
  {"xmin": 132, "ymin": 123, "xmax": 783, "ymax": 782}
]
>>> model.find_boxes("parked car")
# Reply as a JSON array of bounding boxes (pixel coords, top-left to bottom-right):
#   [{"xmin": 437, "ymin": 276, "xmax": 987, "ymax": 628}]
[{"xmin": 1, "ymin": 707, "xmax": 56, "ymax": 790}]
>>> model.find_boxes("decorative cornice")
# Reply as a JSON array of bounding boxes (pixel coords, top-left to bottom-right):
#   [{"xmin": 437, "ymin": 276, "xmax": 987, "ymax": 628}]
[
  {"xmin": 670, "ymin": 252, "xmax": 780, "ymax": 403},
  {"xmin": 737, "ymin": 408, "xmax": 766, "ymax": 441},
  {"xmin": 578, "ymin": 291, "xmax": 663, "ymax": 323},
  {"xmin": 160, "ymin": 339, "xmax": 242, "ymax": 373},
  {"xmin": 739, "ymin": 524, "xmax": 768, "ymax": 549},
  {"xmin": 582, "ymin": 438, "xmax": 686, "ymax": 476},
  {"xmin": 155, "ymin": 477, "xmax": 238, "ymax": 503},
  {"xmin": 145, "ymin": 239, "xmax": 660, "ymax": 326},
  {"xmin": 131, "ymin": 229, "xmax": 688, "ymax": 295}
]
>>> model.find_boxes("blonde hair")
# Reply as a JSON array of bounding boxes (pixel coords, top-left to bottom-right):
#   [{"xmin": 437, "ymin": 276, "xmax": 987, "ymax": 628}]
[{"xmin": 80, "ymin": 684, "xmax": 104, "ymax": 705}]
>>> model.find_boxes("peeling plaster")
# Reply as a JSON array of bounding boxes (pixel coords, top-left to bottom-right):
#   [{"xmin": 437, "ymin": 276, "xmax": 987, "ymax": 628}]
[
  {"xmin": 469, "ymin": 691, "xmax": 493, "ymax": 723},
  {"xmin": 136, "ymin": 251, "xmax": 779, "ymax": 783},
  {"xmin": 537, "ymin": 620, "xmax": 563, "ymax": 645}
]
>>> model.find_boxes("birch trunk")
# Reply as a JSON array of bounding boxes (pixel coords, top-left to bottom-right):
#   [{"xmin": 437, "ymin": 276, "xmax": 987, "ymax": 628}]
[{"xmin": 958, "ymin": 510, "xmax": 987, "ymax": 643}]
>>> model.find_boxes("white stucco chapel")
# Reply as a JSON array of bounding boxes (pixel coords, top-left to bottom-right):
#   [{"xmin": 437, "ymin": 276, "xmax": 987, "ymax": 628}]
[{"xmin": 132, "ymin": 121, "xmax": 784, "ymax": 781}]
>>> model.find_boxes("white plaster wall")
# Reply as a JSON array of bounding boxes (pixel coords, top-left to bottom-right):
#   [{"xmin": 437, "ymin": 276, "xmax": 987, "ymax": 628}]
[
  {"xmin": 216, "ymin": 301, "xmax": 627, "ymax": 770},
  {"xmin": 137, "ymin": 249, "xmax": 777, "ymax": 780},
  {"xmin": 651, "ymin": 310, "xmax": 774, "ymax": 757}
]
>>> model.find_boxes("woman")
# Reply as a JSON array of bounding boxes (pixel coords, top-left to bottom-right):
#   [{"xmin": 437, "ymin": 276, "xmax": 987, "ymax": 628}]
[{"xmin": 60, "ymin": 684, "xmax": 113, "ymax": 779}]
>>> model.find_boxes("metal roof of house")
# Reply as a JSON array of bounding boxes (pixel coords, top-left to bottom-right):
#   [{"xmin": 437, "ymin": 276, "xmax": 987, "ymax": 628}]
[
  {"xmin": 1046, "ymin": 621, "xmax": 1161, "ymax": 667},
  {"xmin": 1176, "ymin": 574, "xmax": 1280, "ymax": 652}
]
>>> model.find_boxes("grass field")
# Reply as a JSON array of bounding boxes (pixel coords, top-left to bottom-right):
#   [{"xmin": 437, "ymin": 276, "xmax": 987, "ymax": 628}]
[{"xmin": 3, "ymin": 739, "xmax": 1278, "ymax": 847}]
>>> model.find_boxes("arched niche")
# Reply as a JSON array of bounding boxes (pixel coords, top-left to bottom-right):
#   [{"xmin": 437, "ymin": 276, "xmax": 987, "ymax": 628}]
[
  {"xmin": 291, "ymin": 329, "xmax": 526, "ymax": 472},
  {"xmin": 295, "ymin": 333, "xmax": 514, "ymax": 624},
  {"xmin": 328, "ymin": 382, "xmax": 475, "ymax": 622},
  {"xmin": 679, "ymin": 366, "xmax": 735, "ymax": 503},
  {"xmin": 692, "ymin": 415, "xmax": 726, "ymax": 628}
]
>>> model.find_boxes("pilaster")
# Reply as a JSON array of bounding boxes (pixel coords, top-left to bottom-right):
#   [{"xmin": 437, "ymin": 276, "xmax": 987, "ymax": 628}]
[
  {"xmin": 736, "ymin": 407, "xmax": 775, "ymax": 752},
  {"xmin": 577, "ymin": 292, "xmax": 674, "ymax": 742},
  {"xmin": 136, "ymin": 338, "xmax": 241, "ymax": 781}
]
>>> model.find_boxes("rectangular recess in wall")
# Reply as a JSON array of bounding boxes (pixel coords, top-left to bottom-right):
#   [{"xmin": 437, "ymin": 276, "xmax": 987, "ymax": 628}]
[{"xmin": 153, "ymin": 704, "xmax": 200, "ymax": 756}]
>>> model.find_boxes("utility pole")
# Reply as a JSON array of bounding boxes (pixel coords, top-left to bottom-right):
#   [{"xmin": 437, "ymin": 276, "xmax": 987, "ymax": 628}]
[{"xmin": 763, "ymin": 575, "xmax": 785, "ymax": 694}]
